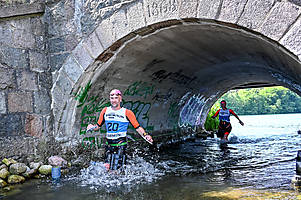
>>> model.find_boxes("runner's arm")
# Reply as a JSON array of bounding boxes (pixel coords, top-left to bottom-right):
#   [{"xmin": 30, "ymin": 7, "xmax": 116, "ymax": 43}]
[
  {"xmin": 126, "ymin": 109, "xmax": 153, "ymax": 143},
  {"xmin": 86, "ymin": 107, "xmax": 107, "ymax": 131},
  {"xmin": 229, "ymin": 109, "xmax": 244, "ymax": 126},
  {"xmin": 212, "ymin": 109, "xmax": 220, "ymax": 119}
]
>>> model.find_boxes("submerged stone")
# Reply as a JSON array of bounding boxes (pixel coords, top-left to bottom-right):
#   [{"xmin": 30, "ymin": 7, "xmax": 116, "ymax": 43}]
[
  {"xmin": 38, "ymin": 165, "xmax": 52, "ymax": 175},
  {"xmin": 7, "ymin": 175, "xmax": 25, "ymax": 184},
  {"xmin": 9, "ymin": 163, "xmax": 27, "ymax": 175},
  {"xmin": 0, "ymin": 168, "xmax": 10, "ymax": 179}
]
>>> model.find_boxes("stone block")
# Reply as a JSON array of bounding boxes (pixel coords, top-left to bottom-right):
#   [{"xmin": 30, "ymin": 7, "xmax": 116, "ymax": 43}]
[
  {"xmin": 30, "ymin": 17, "xmax": 45, "ymax": 36},
  {"xmin": 8, "ymin": 92, "xmax": 33, "ymax": 113},
  {"xmin": 259, "ymin": 1, "xmax": 301, "ymax": 41},
  {"xmin": 0, "ymin": 67, "xmax": 15, "ymax": 89},
  {"xmin": 0, "ymin": 92, "xmax": 6, "ymax": 114},
  {"xmin": 179, "ymin": 0, "xmax": 199, "ymax": 18},
  {"xmin": 0, "ymin": 45, "xmax": 28, "ymax": 69},
  {"xmin": 63, "ymin": 55, "xmax": 83, "ymax": 83},
  {"xmin": 143, "ymin": 0, "xmax": 180, "ymax": 25},
  {"xmin": 95, "ymin": 18, "xmax": 115, "ymax": 49},
  {"xmin": 38, "ymin": 72, "xmax": 53, "ymax": 90},
  {"xmin": 280, "ymin": 17, "xmax": 301, "ymax": 57},
  {"xmin": 83, "ymin": 31, "xmax": 104, "ymax": 59},
  {"xmin": 48, "ymin": 37, "xmax": 65, "ymax": 54},
  {"xmin": 111, "ymin": 9, "xmax": 131, "ymax": 41},
  {"xmin": 72, "ymin": 43, "xmax": 93, "ymax": 71},
  {"xmin": 17, "ymin": 71, "xmax": 38, "ymax": 91},
  {"xmin": 197, "ymin": 0, "xmax": 221, "ymax": 19},
  {"xmin": 54, "ymin": 70, "xmax": 73, "ymax": 95},
  {"xmin": 218, "ymin": 0, "xmax": 248, "ymax": 23},
  {"xmin": 0, "ymin": 21, "xmax": 13, "ymax": 46},
  {"xmin": 11, "ymin": 18, "xmax": 36, "ymax": 49},
  {"xmin": 127, "ymin": 2, "xmax": 146, "ymax": 32},
  {"xmin": 46, "ymin": 1, "xmax": 70, "ymax": 37},
  {"xmin": 33, "ymin": 89, "xmax": 51, "ymax": 114},
  {"xmin": 0, "ymin": 114, "xmax": 24, "ymax": 136},
  {"xmin": 29, "ymin": 51, "xmax": 48, "ymax": 72},
  {"xmin": 0, "ymin": 2, "xmax": 44, "ymax": 18},
  {"xmin": 49, "ymin": 52, "xmax": 69, "ymax": 71},
  {"xmin": 237, "ymin": 0, "xmax": 274, "ymax": 30},
  {"xmin": 65, "ymin": 34, "xmax": 80, "ymax": 52},
  {"xmin": 25, "ymin": 114, "xmax": 43, "ymax": 137}
]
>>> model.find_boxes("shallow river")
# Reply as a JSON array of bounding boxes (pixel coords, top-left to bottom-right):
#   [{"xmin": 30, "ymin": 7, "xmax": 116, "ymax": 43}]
[{"xmin": 2, "ymin": 113, "xmax": 301, "ymax": 200}]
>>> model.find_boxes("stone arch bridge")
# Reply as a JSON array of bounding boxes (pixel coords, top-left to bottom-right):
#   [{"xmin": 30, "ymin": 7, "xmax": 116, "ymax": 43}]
[{"xmin": 0, "ymin": 0, "xmax": 300, "ymax": 157}]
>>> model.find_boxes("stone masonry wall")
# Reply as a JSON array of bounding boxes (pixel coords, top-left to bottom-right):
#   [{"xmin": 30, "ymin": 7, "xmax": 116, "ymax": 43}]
[{"xmin": 0, "ymin": 2, "xmax": 52, "ymax": 143}]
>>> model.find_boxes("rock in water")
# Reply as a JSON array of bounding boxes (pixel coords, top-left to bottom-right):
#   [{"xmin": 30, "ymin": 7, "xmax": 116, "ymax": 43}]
[
  {"xmin": 38, "ymin": 165, "xmax": 52, "ymax": 175},
  {"xmin": 7, "ymin": 175, "xmax": 25, "ymax": 184},
  {"xmin": 9, "ymin": 163, "xmax": 27, "ymax": 175},
  {"xmin": 0, "ymin": 168, "xmax": 10, "ymax": 179}
]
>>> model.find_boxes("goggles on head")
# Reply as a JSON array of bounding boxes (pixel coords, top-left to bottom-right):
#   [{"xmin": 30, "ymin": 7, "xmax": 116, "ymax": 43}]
[{"xmin": 110, "ymin": 89, "xmax": 122, "ymax": 97}]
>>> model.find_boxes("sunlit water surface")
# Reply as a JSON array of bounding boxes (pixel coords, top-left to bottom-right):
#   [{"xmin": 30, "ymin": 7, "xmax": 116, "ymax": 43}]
[{"xmin": 2, "ymin": 113, "xmax": 301, "ymax": 200}]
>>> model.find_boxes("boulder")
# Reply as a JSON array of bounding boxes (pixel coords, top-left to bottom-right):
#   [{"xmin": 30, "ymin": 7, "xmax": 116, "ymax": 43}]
[
  {"xmin": 7, "ymin": 175, "xmax": 25, "ymax": 184},
  {"xmin": 48, "ymin": 156, "xmax": 67, "ymax": 167},
  {"xmin": 2, "ymin": 158, "xmax": 17, "ymax": 167},
  {"xmin": 9, "ymin": 163, "xmax": 27, "ymax": 175},
  {"xmin": 0, "ymin": 164, "xmax": 7, "ymax": 170},
  {"xmin": 22, "ymin": 166, "xmax": 37, "ymax": 178},
  {"xmin": 0, "ymin": 179, "xmax": 7, "ymax": 188},
  {"xmin": 0, "ymin": 168, "xmax": 10, "ymax": 179},
  {"xmin": 29, "ymin": 162, "xmax": 41, "ymax": 170},
  {"xmin": 38, "ymin": 165, "xmax": 52, "ymax": 175}
]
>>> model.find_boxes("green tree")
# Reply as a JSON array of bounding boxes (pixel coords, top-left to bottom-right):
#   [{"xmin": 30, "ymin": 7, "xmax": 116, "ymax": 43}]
[
  {"xmin": 219, "ymin": 86, "xmax": 301, "ymax": 115},
  {"xmin": 204, "ymin": 102, "xmax": 220, "ymax": 131}
]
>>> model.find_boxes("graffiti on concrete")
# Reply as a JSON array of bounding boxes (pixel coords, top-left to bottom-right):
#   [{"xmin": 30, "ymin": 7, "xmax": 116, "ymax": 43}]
[
  {"xmin": 146, "ymin": 0, "xmax": 179, "ymax": 17},
  {"xmin": 124, "ymin": 81, "xmax": 155, "ymax": 99},
  {"xmin": 151, "ymin": 69, "xmax": 196, "ymax": 85},
  {"xmin": 178, "ymin": 93, "xmax": 207, "ymax": 132},
  {"xmin": 74, "ymin": 81, "xmax": 92, "ymax": 108},
  {"xmin": 123, "ymin": 100, "xmax": 153, "ymax": 131},
  {"xmin": 152, "ymin": 88, "xmax": 173, "ymax": 103}
]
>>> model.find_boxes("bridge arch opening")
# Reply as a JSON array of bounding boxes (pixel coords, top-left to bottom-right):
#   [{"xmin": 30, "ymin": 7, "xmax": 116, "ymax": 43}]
[{"xmin": 59, "ymin": 19, "xmax": 301, "ymax": 146}]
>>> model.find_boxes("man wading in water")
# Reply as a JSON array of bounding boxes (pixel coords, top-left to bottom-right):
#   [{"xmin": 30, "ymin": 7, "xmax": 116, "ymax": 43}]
[
  {"xmin": 212, "ymin": 100, "xmax": 244, "ymax": 144},
  {"xmin": 87, "ymin": 89, "xmax": 153, "ymax": 170}
]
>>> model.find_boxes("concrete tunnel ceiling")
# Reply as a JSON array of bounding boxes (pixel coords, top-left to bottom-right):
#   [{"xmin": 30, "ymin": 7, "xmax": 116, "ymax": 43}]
[{"xmin": 70, "ymin": 21, "xmax": 301, "ymax": 144}]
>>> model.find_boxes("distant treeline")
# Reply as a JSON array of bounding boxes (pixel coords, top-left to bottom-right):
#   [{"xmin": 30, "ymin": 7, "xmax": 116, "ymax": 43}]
[
  {"xmin": 220, "ymin": 86, "xmax": 301, "ymax": 115},
  {"xmin": 204, "ymin": 86, "xmax": 301, "ymax": 131}
]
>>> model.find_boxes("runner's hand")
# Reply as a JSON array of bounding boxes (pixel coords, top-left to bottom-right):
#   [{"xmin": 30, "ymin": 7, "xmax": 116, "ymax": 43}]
[
  {"xmin": 87, "ymin": 124, "xmax": 96, "ymax": 132},
  {"xmin": 239, "ymin": 120, "xmax": 244, "ymax": 126},
  {"xmin": 145, "ymin": 134, "xmax": 153, "ymax": 143}
]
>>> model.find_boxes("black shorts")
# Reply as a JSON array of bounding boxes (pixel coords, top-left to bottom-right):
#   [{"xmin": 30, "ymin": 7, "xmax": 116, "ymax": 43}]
[
  {"xmin": 105, "ymin": 137, "xmax": 127, "ymax": 170},
  {"xmin": 217, "ymin": 121, "xmax": 232, "ymax": 138}
]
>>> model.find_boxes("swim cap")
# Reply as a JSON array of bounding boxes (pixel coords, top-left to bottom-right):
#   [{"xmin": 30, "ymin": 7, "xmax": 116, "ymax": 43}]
[{"xmin": 110, "ymin": 89, "xmax": 122, "ymax": 96}]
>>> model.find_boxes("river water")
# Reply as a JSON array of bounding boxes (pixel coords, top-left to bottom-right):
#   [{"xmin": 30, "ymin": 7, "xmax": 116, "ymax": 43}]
[{"xmin": 2, "ymin": 113, "xmax": 301, "ymax": 200}]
